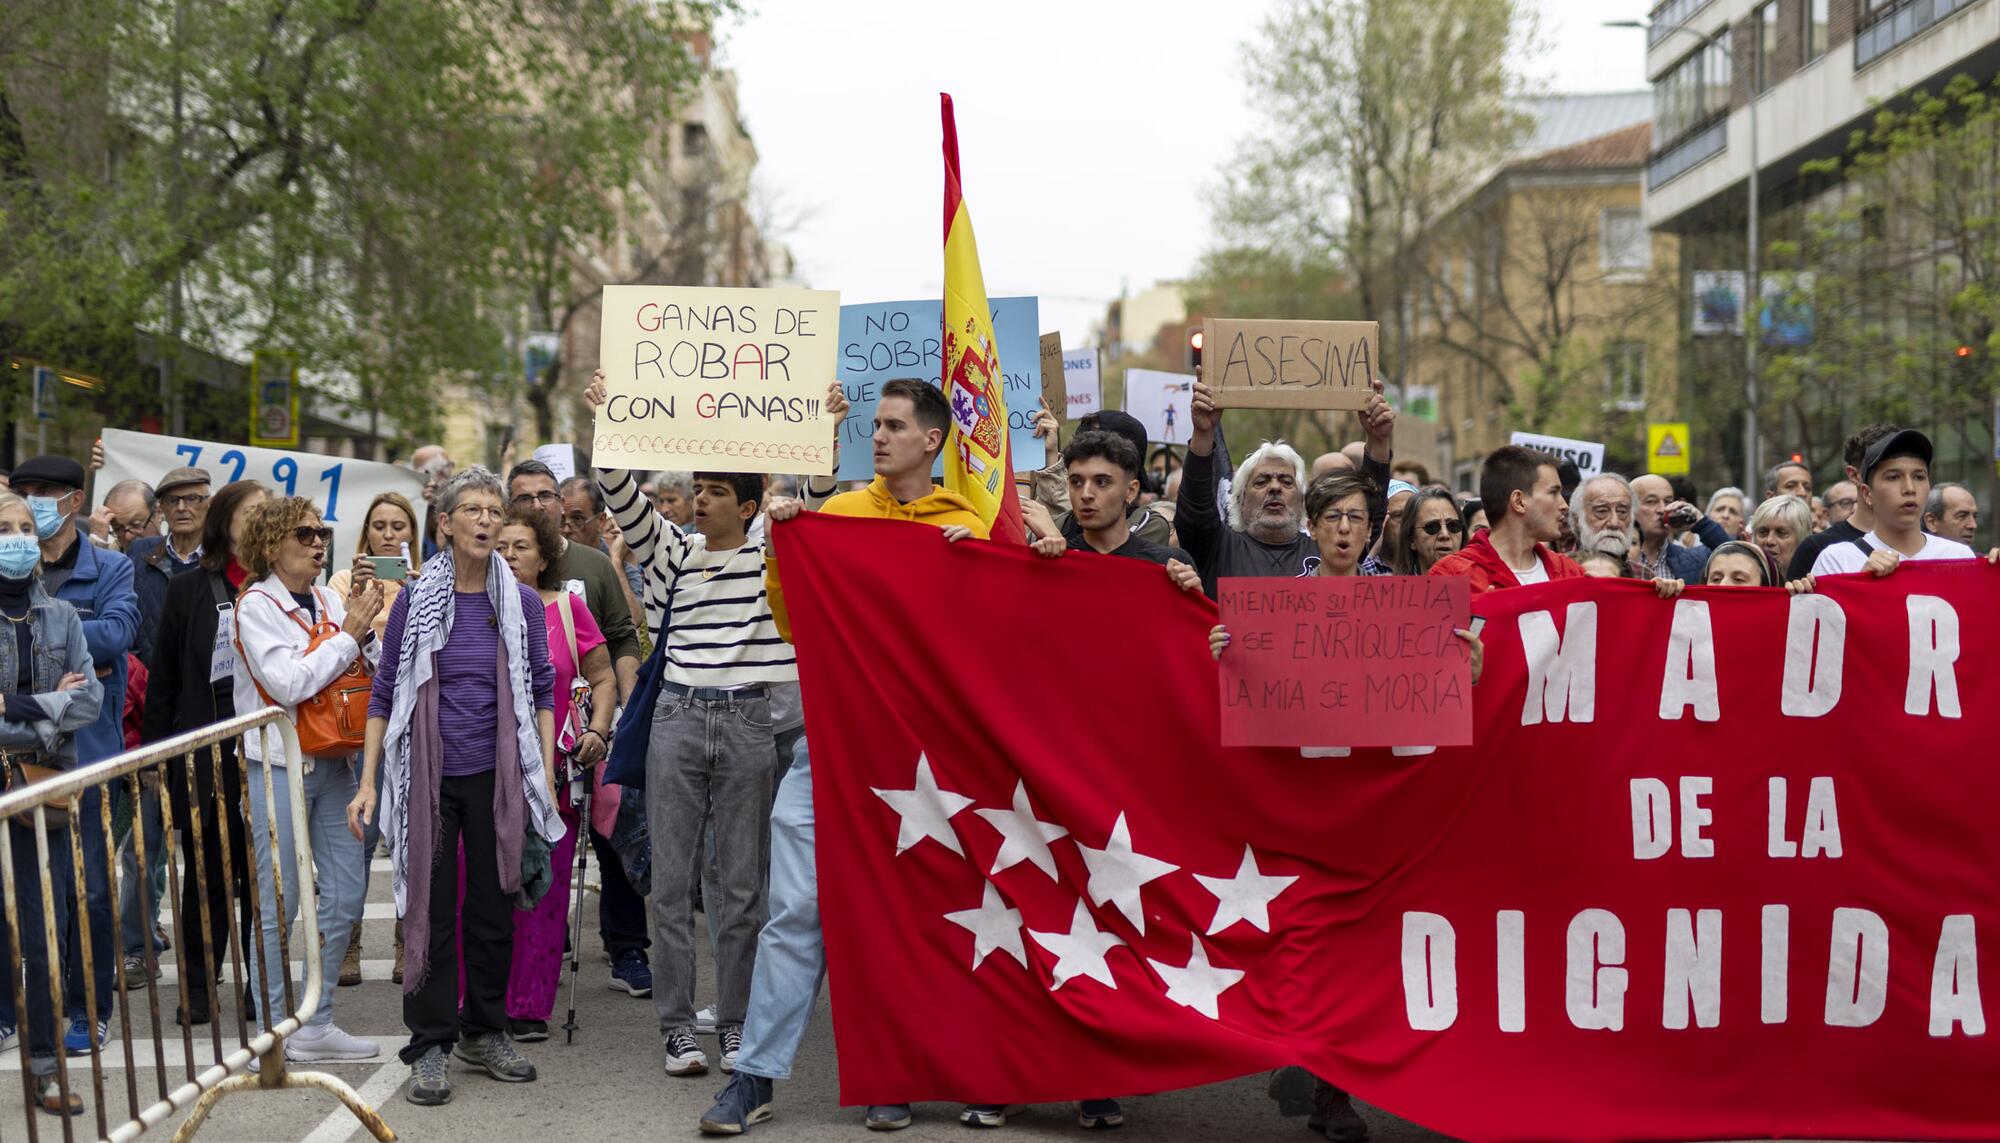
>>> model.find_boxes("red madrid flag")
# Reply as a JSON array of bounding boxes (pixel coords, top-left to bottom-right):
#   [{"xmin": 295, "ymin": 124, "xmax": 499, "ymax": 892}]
[{"xmin": 780, "ymin": 512, "xmax": 2000, "ymax": 1143}]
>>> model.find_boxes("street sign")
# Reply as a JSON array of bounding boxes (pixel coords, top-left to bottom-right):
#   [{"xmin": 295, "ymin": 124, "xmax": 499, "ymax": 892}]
[
  {"xmin": 1647, "ymin": 422, "xmax": 1691, "ymax": 476},
  {"xmin": 31, "ymin": 365, "xmax": 59, "ymax": 421},
  {"xmin": 250, "ymin": 350, "xmax": 300, "ymax": 448}
]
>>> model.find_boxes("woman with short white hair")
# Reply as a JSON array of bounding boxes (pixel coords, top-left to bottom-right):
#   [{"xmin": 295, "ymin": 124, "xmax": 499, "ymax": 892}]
[
  {"xmin": 1749, "ymin": 494, "xmax": 1814, "ymax": 579},
  {"xmin": 1705, "ymin": 486, "xmax": 1749, "ymax": 540}
]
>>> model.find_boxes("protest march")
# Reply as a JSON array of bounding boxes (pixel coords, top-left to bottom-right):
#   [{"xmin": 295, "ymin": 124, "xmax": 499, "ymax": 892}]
[{"xmin": 7, "ymin": 8, "xmax": 2000, "ymax": 1141}]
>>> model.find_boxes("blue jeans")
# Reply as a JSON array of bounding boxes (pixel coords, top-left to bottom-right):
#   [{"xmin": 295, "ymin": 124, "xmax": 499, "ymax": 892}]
[
  {"xmin": 0, "ymin": 820, "xmax": 77, "ymax": 1075},
  {"xmin": 735, "ymin": 734, "xmax": 821, "ymax": 1081},
  {"xmin": 245, "ymin": 758, "xmax": 366, "ymax": 1030},
  {"xmin": 67, "ymin": 786, "xmax": 115, "ymax": 1023}
]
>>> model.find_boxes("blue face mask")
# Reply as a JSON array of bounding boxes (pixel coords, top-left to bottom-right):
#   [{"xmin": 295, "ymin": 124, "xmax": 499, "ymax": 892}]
[
  {"xmin": 0, "ymin": 534, "xmax": 38, "ymax": 579},
  {"xmin": 26, "ymin": 495, "xmax": 69, "ymax": 540}
]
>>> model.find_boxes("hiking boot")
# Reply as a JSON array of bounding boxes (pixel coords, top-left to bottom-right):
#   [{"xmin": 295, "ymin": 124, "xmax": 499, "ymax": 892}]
[
  {"xmin": 867, "ymin": 1104, "xmax": 913, "ymax": 1130},
  {"xmin": 609, "ymin": 949, "xmax": 653, "ymax": 997},
  {"xmin": 509, "ymin": 1018, "xmax": 549, "ymax": 1043},
  {"xmin": 339, "ymin": 922, "xmax": 363, "ymax": 986},
  {"xmin": 664, "ymin": 1030, "xmax": 708, "ymax": 1076},
  {"xmin": 1079, "ymin": 1099, "xmax": 1124, "ymax": 1129},
  {"xmin": 34, "ymin": 1074, "xmax": 83, "ymax": 1116},
  {"xmin": 700, "ymin": 1071, "xmax": 774, "ymax": 1135},
  {"xmin": 718, "ymin": 1025, "xmax": 742, "ymax": 1073},
  {"xmin": 1310, "ymin": 1078, "xmax": 1368, "ymax": 1142},
  {"xmin": 406, "ymin": 1046, "xmax": 451, "ymax": 1106},
  {"xmin": 285, "ymin": 1023, "xmax": 379, "ymax": 1062},
  {"xmin": 959, "ymin": 1104, "xmax": 1017, "ymax": 1129},
  {"xmin": 453, "ymin": 1032, "xmax": 537, "ymax": 1082}
]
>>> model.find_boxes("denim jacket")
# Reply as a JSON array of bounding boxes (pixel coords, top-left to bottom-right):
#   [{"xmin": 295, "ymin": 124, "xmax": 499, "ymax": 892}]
[{"xmin": 0, "ymin": 580, "xmax": 106, "ymax": 769}]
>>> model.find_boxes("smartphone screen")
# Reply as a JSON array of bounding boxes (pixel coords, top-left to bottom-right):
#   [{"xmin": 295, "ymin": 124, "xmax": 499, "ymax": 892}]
[{"xmin": 369, "ymin": 555, "xmax": 410, "ymax": 582}]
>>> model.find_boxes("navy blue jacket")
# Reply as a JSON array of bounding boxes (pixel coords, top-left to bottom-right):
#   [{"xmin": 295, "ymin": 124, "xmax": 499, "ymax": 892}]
[
  {"xmin": 46, "ymin": 522, "xmax": 140, "ymax": 764},
  {"xmin": 124, "ymin": 534, "xmax": 202, "ymax": 663}
]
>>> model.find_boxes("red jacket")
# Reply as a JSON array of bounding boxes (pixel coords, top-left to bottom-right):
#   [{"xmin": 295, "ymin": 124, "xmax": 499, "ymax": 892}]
[{"xmin": 1427, "ymin": 531, "xmax": 1585, "ymax": 596}]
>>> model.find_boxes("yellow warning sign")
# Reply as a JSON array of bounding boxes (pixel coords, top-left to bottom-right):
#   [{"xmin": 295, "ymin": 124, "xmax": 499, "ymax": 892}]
[{"xmin": 1647, "ymin": 422, "xmax": 1691, "ymax": 476}]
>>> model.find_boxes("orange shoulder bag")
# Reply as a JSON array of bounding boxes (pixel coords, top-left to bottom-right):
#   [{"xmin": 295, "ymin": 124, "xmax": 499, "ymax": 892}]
[{"xmin": 236, "ymin": 587, "xmax": 372, "ymax": 755}]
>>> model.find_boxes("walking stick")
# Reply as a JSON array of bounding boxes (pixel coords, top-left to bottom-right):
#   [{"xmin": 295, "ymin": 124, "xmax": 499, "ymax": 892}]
[{"xmin": 562, "ymin": 768, "xmax": 592, "ymax": 1044}]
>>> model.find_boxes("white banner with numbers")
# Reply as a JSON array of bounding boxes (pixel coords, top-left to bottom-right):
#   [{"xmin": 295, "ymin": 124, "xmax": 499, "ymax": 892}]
[{"xmin": 94, "ymin": 428, "xmax": 427, "ymax": 573}]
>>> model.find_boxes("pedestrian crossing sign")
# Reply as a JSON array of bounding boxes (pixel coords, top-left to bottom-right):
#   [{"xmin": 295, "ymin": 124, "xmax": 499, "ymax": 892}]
[{"xmin": 1647, "ymin": 422, "xmax": 1691, "ymax": 475}]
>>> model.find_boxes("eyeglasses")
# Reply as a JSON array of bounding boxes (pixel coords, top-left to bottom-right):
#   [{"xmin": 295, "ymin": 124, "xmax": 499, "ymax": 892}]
[
  {"xmin": 1827, "ymin": 498, "xmax": 1858, "ymax": 511},
  {"xmin": 164, "ymin": 492, "xmax": 209, "ymax": 509},
  {"xmin": 511, "ymin": 491, "xmax": 560, "ymax": 507},
  {"xmin": 1315, "ymin": 510, "xmax": 1369, "ymax": 526},
  {"xmin": 1419, "ymin": 519, "xmax": 1466, "ymax": 537},
  {"xmin": 562, "ymin": 511, "xmax": 598, "ymax": 528},
  {"xmin": 290, "ymin": 525, "xmax": 334, "ymax": 546},
  {"xmin": 455, "ymin": 505, "xmax": 505, "ymax": 523}
]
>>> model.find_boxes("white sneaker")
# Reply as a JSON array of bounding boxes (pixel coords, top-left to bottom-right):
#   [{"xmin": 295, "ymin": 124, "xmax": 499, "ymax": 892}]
[
  {"xmin": 695, "ymin": 1005, "xmax": 718, "ymax": 1034},
  {"xmin": 0, "ymin": 1024, "xmax": 18, "ymax": 1054},
  {"xmin": 285, "ymin": 1023, "xmax": 381, "ymax": 1062}
]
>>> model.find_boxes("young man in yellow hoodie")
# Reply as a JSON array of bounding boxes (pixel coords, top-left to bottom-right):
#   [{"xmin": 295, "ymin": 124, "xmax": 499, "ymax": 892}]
[{"xmin": 706, "ymin": 378, "xmax": 1023, "ymax": 1135}]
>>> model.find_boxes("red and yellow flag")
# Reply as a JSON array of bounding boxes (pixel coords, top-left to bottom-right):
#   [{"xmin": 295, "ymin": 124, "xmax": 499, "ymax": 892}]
[{"xmin": 940, "ymin": 93, "xmax": 1026, "ymax": 544}]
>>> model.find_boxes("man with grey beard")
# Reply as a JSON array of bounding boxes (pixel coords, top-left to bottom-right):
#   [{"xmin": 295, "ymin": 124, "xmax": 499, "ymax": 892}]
[{"xmin": 1570, "ymin": 473, "xmax": 1637, "ymax": 566}]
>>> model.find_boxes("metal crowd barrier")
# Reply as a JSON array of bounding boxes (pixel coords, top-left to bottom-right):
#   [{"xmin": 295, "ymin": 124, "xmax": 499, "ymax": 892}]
[{"xmin": 0, "ymin": 710, "xmax": 392, "ymax": 1143}]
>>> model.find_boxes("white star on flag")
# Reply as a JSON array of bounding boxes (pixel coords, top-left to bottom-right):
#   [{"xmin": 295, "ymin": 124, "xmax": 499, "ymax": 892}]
[
  {"xmin": 1076, "ymin": 812, "xmax": 1179, "ymax": 935},
  {"xmin": 973, "ymin": 780, "xmax": 1069, "ymax": 879},
  {"xmin": 1028, "ymin": 899, "xmax": 1127, "ymax": 990},
  {"xmin": 943, "ymin": 882, "xmax": 1027, "ymax": 970},
  {"xmin": 1147, "ymin": 934, "xmax": 1246, "ymax": 1020},
  {"xmin": 1193, "ymin": 846, "xmax": 1299, "ymax": 935},
  {"xmin": 871, "ymin": 754, "xmax": 974, "ymax": 857}
]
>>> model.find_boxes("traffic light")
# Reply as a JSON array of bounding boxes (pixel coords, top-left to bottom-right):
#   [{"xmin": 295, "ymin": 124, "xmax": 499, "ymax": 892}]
[{"xmin": 1187, "ymin": 327, "xmax": 1203, "ymax": 371}]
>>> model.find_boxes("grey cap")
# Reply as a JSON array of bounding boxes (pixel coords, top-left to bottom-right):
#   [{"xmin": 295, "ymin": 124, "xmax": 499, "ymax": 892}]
[{"xmin": 155, "ymin": 466, "xmax": 213, "ymax": 497}]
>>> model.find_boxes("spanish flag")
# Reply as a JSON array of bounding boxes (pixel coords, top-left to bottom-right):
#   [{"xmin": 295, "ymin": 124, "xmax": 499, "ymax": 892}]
[{"xmin": 940, "ymin": 94, "xmax": 1026, "ymax": 544}]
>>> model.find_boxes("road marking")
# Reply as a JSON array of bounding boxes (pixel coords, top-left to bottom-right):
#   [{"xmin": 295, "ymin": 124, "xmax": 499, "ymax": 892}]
[
  {"xmin": 149, "ymin": 959, "xmax": 400, "ymax": 986},
  {"xmin": 7, "ymin": 1034, "xmax": 400, "ymax": 1072},
  {"xmin": 299, "ymin": 1057, "xmax": 407, "ymax": 1143}
]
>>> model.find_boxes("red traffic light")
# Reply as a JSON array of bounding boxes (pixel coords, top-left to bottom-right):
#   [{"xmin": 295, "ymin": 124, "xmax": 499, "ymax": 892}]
[
  {"xmin": 1189, "ymin": 330, "xmax": 1204, "ymax": 351},
  {"xmin": 1957, "ymin": 345, "xmax": 1974, "ymax": 358}
]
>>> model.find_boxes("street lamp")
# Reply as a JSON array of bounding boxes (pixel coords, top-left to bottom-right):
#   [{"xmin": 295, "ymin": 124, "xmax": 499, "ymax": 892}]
[{"xmin": 1608, "ymin": 16, "xmax": 1762, "ymax": 491}]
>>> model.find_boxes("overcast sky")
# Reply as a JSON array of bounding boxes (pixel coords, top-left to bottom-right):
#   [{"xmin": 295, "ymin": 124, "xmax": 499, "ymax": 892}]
[{"xmin": 721, "ymin": 0, "xmax": 1657, "ymax": 343}]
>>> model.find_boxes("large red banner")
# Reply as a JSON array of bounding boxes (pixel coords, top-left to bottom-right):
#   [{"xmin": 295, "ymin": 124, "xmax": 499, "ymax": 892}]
[{"xmin": 779, "ymin": 513, "xmax": 2000, "ymax": 1142}]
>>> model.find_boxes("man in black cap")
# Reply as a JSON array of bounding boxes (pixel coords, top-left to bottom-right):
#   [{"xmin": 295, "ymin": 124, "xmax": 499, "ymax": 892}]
[
  {"xmin": 1786, "ymin": 424, "xmax": 1898, "ymax": 580},
  {"xmin": 10, "ymin": 454, "xmax": 140, "ymax": 1055},
  {"xmin": 1808, "ymin": 429, "xmax": 1977, "ymax": 577}
]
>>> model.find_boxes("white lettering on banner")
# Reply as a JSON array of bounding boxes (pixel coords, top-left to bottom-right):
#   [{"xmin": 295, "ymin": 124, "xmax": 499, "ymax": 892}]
[
  {"xmin": 1630, "ymin": 779, "xmax": 1672, "ymax": 860},
  {"xmin": 95, "ymin": 428, "xmax": 425, "ymax": 570},
  {"xmin": 1518, "ymin": 604, "xmax": 1597, "ymax": 725},
  {"xmin": 1780, "ymin": 594, "xmax": 1845, "ymax": 716},
  {"xmin": 1762, "ymin": 904, "xmax": 1790, "ymax": 1024},
  {"xmin": 1928, "ymin": 915, "xmax": 1985, "ymax": 1037},
  {"xmin": 1905, "ymin": 595, "xmax": 1962, "ymax": 717},
  {"xmin": 1800, "ymin": 776, "xmax": 1843, "ymax": 859},
  {"xmin": 1659, "ymin": 600, "xmax": 1720, "ymax": 721},
  {"xmin": 1825, "ymin": 908, "xmax": 1890, "ymax": 1027},
  {"xmin": 1400, "ymin": 912, "xmax": 1458, "ymax": 1031},
  {"xmin": 1566, "ymin": 909, "xmax": 1628, "ymax": 1031},
  {"xmin": 1496, "ymin": 910, "xmax": 1526, "ymax": 1033},
  {"xmin": 1662, "ymin": 908, "xmax": 1723, "ymax": 1029},
  {"xmin": 1679, "ymin": 777, "xmax": 1714, "ymax": 858}
]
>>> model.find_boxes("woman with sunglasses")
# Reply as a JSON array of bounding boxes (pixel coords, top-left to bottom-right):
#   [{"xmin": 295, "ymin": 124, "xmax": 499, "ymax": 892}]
[
  {"xmin": 1390, "ymin": 487, "xmax": 1467, "ymax": 576},
  {"xmin": 233, "ymin": 497, "xmax": 383, "ymax": 1061}
]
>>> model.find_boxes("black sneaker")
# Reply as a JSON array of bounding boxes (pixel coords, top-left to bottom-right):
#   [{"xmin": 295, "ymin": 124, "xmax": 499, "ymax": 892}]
[
  {"xmin": 699, "ymin": 1071, "xmax": 774, "ymax": 1135},
  {"xmin": 665, "ymin": 1030, "xmax": 709, "ymax": 1076},
  {"xmin": 718, "ymin": 1025, "xmax": 742, "ymax": 1073},
  {"xmin": 453, "ymin": 1032, "xmax": 537, "ymax": 1082},
  {"xmin": 509, "ymin": 1019, "xmax": 549, "ymax": 1043},
  {"xmin": 407, "ymin": 1046, "xmax": 452, "ymax": 1106},
  {"xmin": 1078, "ymin": 1099, "xmax": 1124, "ymax": 1129},
  {"xmin": 959, "ymin": 1104, "xmax": 1017, "ymax": 1129}
]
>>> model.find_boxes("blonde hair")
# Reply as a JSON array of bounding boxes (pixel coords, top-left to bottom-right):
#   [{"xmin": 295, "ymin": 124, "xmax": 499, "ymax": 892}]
[
  {"xmin": 240, "ymin": 497, "xmax": 325, "ymax": 579},
  {"xmin": 0, "ymin": 493, "xmax": 41, "ymax": 576},
  {"xmin": 355, "ymin": 491, "xmax": 424, "ymax": 566}
]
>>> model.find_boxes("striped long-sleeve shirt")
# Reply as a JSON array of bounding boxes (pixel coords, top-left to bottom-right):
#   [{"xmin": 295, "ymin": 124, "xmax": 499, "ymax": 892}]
[{"xmin": 595, "ymin": 467, "xmax": 798, "ymax": 689}]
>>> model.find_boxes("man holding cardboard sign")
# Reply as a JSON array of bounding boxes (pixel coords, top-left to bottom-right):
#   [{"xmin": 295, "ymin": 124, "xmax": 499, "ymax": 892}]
[
  {"xmin": 1204, "ymin": 319, "xmax": 1379, "ymax": 411},
  {"xmin": 594, "ymin": 285, "xmax": 841, "ymax": 477}
]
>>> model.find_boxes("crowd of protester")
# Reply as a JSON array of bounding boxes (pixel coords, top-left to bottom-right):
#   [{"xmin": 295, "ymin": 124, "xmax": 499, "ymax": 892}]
[{"xmin": 0, "ymin": 368, "xmax": 1992, "ymax": 1137}]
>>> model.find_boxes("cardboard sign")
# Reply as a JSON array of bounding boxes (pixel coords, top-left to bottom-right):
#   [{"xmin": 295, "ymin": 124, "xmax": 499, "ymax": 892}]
[
  {"xmin": 94, "ymin": 428, "xmax": 426, "ymax": 568},
  {"xmin": 1508, "ymin": 432, "xmax": 1605, "ymax": 478},
  {"xmin": 1124, "ymin": 368, "xmax": 1195, "ymax": 445},
  {"xmin": 1204, "ymin": 318, "xmax": 1378, "ymax": 410},
  {"xmin": 593, "ymin": 284, "xmax": 841, "ymax": 476},
  {"xmin": 1217, "ymin": 575, "xmax": 1471, "ymax": 748},
  {"xmin": 833, "ymin": 296, "xmax": 1048, "ymax": 481},
  {"xmin": 1647, "ymin": 422, "xmax": 1691, "ymax": 476},
  {"xmin": 1038, "ymin": 333, "xmax": 1064, "ymax": 414},
  {"xmin": 1062, "ymin": 347, "xmax": 1102, "ymax": 418}
]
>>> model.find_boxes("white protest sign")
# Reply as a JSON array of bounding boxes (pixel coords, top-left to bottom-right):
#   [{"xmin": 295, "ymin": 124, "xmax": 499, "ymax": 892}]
[
  {"xmin": 533, "ymin": 444, "xmax": 577, "ymax": 483},
  {"xmin": 95, "ymin": 428, "xmax": 427, "ymax": 572},
  {"xmin": 1062, "ymin": 348, "xmax": 1102, "ymax": 418},
  {"xmin": 594, "ymin": 284, "xmax": 841, "ymax": 477},
  {"xmin": 1124, "ymin": 368, "xmax": 1196, "ymax": 445},
  {"xmin": 1508, "ymin": 431, "xmax": 1605, "ymax": 478}
]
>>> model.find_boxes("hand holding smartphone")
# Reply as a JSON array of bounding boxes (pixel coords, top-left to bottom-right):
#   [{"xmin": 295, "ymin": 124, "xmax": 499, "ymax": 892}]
[{"xmin": 368, "ymin": 554, "xmax": 411, "ymax": 582}]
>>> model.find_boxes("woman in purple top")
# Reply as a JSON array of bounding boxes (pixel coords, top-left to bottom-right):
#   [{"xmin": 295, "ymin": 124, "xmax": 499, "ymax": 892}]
[{"xmin": 347, "ymin": 467, "xmax": 563, "ymax": 1109}]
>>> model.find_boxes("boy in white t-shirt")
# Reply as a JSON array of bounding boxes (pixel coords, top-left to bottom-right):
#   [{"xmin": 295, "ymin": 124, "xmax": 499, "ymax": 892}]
[{"xmin": 1810, "ymin": 429, "xmax": 1981, "ymax": 578}]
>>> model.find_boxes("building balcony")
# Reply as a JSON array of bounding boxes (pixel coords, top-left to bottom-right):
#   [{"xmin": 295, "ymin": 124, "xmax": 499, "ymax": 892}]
[
  {"xmin": 1856, "ymin": 0, "xmax": 1983, "ymax": 70},
  {"xmin": 1647, "ymin": 0, "xmax": 1718, "ymax": 47},
  {"xmin": 1648, "ymin": 118, "xmax": 1727, "ymax": 191}
]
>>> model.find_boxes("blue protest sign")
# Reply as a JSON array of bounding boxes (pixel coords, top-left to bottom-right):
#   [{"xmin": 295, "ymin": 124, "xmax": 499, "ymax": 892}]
[{"xmin": 834, "ymin": 296, "xmax": 1047, "ymax": 481}]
